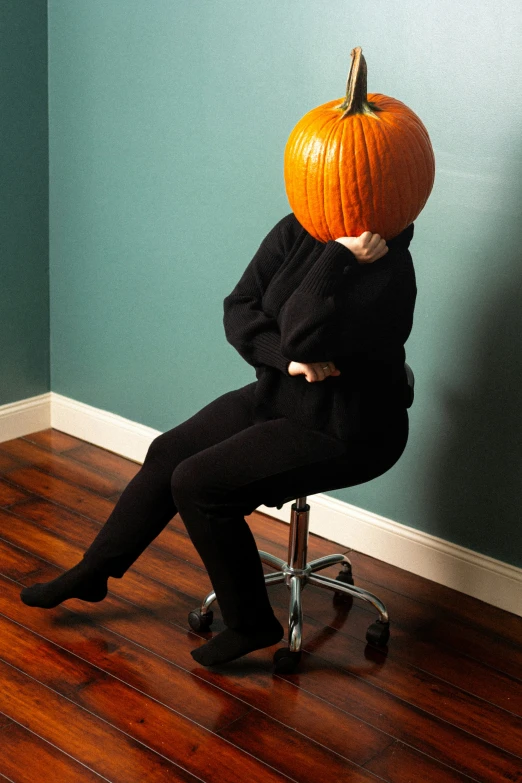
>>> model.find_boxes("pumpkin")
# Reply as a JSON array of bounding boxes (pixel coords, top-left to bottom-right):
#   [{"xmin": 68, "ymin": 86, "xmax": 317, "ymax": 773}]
[{"xmin": 283, "ymin": 46, "xmax": 435, "ymax": 242}]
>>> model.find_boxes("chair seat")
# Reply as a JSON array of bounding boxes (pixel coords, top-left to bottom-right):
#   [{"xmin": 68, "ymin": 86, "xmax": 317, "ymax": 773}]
[{"xmin": 264, "ymin": 494, "xmax": 296, "ymax": 509}]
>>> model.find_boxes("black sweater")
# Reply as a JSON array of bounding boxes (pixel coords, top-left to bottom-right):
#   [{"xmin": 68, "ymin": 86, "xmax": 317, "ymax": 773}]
[{"xmin": 223, "ymin": 212, "xmax": 417, "ymax": 442}]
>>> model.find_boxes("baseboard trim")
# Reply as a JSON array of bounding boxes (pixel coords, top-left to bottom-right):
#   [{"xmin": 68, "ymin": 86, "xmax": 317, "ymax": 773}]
[
  {"xmin": 1, "ymin": 392, "xmax": 520, "ymax": 617},
  {"xmin": 0, "ymin": 392, "xmax": 51, "ymax": 442},
  {"xmin": 50, "ymin": 392, "xmax": 159, "ymax": 464}
]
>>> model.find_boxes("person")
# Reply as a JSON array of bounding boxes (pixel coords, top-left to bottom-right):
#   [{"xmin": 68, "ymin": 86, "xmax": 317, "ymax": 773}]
[{"xmin": 20, "ymin": 213, "xmax": 416, "ymax": 667}]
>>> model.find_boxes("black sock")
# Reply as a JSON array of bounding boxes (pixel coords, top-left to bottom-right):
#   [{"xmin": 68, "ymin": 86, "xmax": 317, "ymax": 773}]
[
  {"xmin": 190, "ymin": 615, "xmax": 285, "ymax": 666},
  {"xmin": 20, "ymin": 561, "xmax": 109, "ymax": 608}
]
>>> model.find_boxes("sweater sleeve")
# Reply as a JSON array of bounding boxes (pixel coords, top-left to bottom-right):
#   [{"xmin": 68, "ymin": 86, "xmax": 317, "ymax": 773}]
[
  {"xmin": 223, "ymin": 218, "xmax": 292, "ymax": 375},
  {"xmin": 277, "ymin": 240, "xmax": 416, "ymax": 364}
]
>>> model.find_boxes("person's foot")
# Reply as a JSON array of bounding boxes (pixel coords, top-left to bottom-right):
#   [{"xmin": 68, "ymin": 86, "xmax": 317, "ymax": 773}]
[
  {"xmin": 20, "ymin": 562, "xmax": 109, "ymax": 608},
  {"xmin": 190, "ymin": 615, "xmax": 285, "ymax": 666}
]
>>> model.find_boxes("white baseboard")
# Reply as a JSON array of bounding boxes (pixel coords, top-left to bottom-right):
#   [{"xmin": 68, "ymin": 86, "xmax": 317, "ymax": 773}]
[
  {"xmin": 0, "ymin": 392, "xmax": 51, "ymax": 441},
  {"xmin": 50, "ymin": 392, "xmax": 159, "ymax": 464},
  {"xmin": 1, "ymin": 392, "xmax": 521, "ymax": 617}
]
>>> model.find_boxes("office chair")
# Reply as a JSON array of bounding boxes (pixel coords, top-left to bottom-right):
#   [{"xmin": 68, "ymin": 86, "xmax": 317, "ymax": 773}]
[{"xmin": 189, "ymin": 363, "xmax": 415, "ymax": 673}]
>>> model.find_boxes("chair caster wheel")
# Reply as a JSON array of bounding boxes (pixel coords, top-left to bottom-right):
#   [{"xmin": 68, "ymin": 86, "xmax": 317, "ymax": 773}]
[
  {"xmin": 336, "ymin": 565, "xmax": 354, "ymax": 586},
  {"xmin": 333, "ymin": 566, "xmax": 355, "ymax": 605},
  {"xmin": 366, "ymin": 620, "xmax": 390, "ymax": 647},
  {"xmin": 273, "ymin": 646, "xmax": 302, "ymax": 674},
  {"xmin": 188, "ymin": 609, "xmax": 214, "ymax": 632}
]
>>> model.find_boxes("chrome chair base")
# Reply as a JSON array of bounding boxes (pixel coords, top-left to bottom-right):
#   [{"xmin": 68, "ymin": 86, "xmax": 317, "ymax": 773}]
[{"xmin": 188, "ymin": 496, "xmax": 390, "ymax": 672}]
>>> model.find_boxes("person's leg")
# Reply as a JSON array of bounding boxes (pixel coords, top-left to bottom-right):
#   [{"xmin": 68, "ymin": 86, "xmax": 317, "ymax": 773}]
[
  {"xmin": 19, "ymin": 383, "xmax": 259, "ymax": 608},
  {"xmin": 171, "ymin": 414, "xmax": 408, "ymax": 666}
]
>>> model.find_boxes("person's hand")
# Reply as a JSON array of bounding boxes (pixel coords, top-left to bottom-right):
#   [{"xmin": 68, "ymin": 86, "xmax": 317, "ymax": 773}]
[
  {"xmin": 335, "ymin": 231, "xmax": 388, "ymax": 264},
  {"xmin": 287, "ymin": 360, "xmax": 341, "ymax": 382}
]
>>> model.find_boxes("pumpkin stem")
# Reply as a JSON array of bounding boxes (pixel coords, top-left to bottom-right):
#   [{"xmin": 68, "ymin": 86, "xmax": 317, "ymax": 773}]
[{"xmin": 338, "ymin": 46, "xmax": 382, "ymax": 119}]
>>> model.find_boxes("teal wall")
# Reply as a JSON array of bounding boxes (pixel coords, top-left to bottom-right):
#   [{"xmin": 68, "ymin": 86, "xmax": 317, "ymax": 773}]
[
  {"xmin": 7, "ymin": 0, "xmax": 518, "ymax": 568},
  {"xmin": 0, "ymin": 0, "xmax": 49, "ymax": 403}
]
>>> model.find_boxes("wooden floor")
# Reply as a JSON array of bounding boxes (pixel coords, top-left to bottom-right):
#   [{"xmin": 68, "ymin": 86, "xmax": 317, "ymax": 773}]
[{"xmin": 0, "ymin": 429, "xmax": 520, "ymax": 783}]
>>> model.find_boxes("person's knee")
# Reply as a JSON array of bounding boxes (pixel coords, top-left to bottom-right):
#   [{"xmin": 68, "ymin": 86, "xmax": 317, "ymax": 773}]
[
  {"xmin": 144, "ymin": 432, "xmax": 174, "ymax": 466},
  {"xmin": 170, "ymin": 457, "xmax": 201, "ymax": 505}
]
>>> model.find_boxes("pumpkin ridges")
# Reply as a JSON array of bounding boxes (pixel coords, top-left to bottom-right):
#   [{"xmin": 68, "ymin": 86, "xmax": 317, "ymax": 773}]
[
  {"xmin": 393, "ymin": 111, "xmax": 435, "ymax": 219},
  {"xmin": 322, "ymin": 121, "xmax": 337, "ymax": 238},
  {"xmin": 299, "ymin": 132, "xmax": 315, "ymax": 239},
  {"xmin": 355, "ymin": 117, "xmax": 372, "ymax": 233},
  {"xmin": 287, "ymin": 110, "xmax": 342, "ymax": 241},
  {"xmin": 366, "ymin": 113, "xmax": 388, "ymax": 234},
  {"xmin": 367, "ymin": 101, "xmax": 432, "ymax": 235},
  {"xmin": 376, "ymin": 97, "xmax": 433, "ymax": 161},
  {"xmin": 286, "ymin": 124, "xmax": 315, "ymax": 238},
  {"xmin": 338, "ymin": 119, "xmax": 354, "ymax": 240},
  {"xmin": 364, "ymin": 111, "xmax": 387, "ymax": 236},
  {"xmin": 313, "ymin": 114, "xmax": 338, "ymax": 241},
  {"xmin": 405, "ymin": 122, "xmax": 434, "ymax": 219},
  {"xmin": 331, "ymin": 126, "xmax": 346, "ymax": 239},
  {"xmin": 387, "ymin": 107, "xmax": 433, "ymax": 157},
  {"xmin": 405, "ymin": 114, "xmax": 432, "ymax": 148},
  {"xmin": 320, "ymin": 116, "xmax": 340, "ymax": 241},
  {"xmin": 284, "ymin": 48, "xmax": 435, "ymax": 241},
  {"xmin": 359, "ymin": 111, "xmax": 403, "ymax": 237},
  {"xmin": 375, "ymin": 117, "xmax": 411, "ymax": 236},
  {"xmin": 402, "ymin": 130, "xmax": 422, "ymax": 228},
  {"xmin": 286, "ymin": 114, "xmax": 314, "ymax": 237},
  {"xmin": 307, "ymin": 112, "xmax": 339, "ymax": 240},
  {"xmin": 388, "ymin": 116, "xmax": 420, "ymax": 229},
  {"xmin": 355, "ymin": 114, "xmax": 375, "ymax": 235}
]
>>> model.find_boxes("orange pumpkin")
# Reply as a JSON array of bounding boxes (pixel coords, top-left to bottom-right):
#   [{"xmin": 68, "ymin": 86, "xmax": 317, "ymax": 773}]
[{"xmin": 283, "ymin": 47, "xmax": 436, "ymax": 242}]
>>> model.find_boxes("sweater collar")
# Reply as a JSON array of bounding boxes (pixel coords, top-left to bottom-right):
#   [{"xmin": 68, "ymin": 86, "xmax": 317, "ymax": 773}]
[{"xmin": 387, "ymin": 222, "xmax": 414, "ymax": 251}]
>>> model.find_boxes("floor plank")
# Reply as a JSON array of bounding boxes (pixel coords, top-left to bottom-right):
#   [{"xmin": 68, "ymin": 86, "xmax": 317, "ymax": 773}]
[
  {"xmin": 1, "ymin": 527, "xmax": 517, "ymax": 782},
  {"xmin": 0, "ymin": 622, "xmax": 294, "ymax": 783},
  {"xmin": 0, "ymin": 659, "xmax": 204, "ymax": 783},
  {"xmin": 0, "ymin": 428, "xmax": 520, "ymax": 783},
  {"xmin": 0, "ymin": 716, "xmax": 107, "ymax": 782}
]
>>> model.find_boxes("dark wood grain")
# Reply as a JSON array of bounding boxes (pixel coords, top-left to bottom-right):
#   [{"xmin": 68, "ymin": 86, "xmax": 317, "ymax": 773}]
[
  {"xmin": 0, "ymin": 478, "xmax": 29, "ymax": 507},
  {"xmin": 65, "ymin": 441, "xmax": 142, "ymax": 480},
  {"xmin": 0, "ymin": 716, "xmax": 108, "ymax": 782},
  {"xmin": 6, "ymin": 495, "xmax": 522, "ymax": 720},
  {"xmin": 0, "ymin": 437, "xmax": 129, "ymax": 496},
  {"xmin": 1, "ymin": 465, "xmax": 115, "ymax": 521},
  {"xmin": 1, "ymin": 525, "xmax": 519, "ymax": 782},
  {"xmin": 0, "ymin": 659, "xmax": 205, "ymax": 783},
  {"xmin": 0, "ymin": 428, "xmax": 520, "ymax": 783},
  {"xmin": 0, "ymin": 574, "xmax": 249, "ymax": 734},
  {"xmin": 0, "ymin": 616, "xmax": 293, "ymax": 783},
  {"xmin": 0, "ymin": 449, "xmax": 25, "ymax": 473},
  {"xmin": 22, "ymin": 428, "xmax": 86, "ymax": 452}
]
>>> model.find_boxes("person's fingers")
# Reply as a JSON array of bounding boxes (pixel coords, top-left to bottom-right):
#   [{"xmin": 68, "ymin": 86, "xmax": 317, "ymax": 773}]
[
  {"xmin": 305, "ymin": 365, "xmax": 318, "ymax": 382},
  {"xmin": 378, "ymin": 238, "xmax": 389, "ymax": 258},
  {"xmin": 299, "ymin": 361, "xmax": 341, "ymax": 382},
  {"xmin": 307, "ymin": 362, "xmax": 335, "ymax": 382},
  {"xmin": 366, "ymin": 235, "xmax": 388, "ymax": 261},
  {"xmin": 306, "ymin": 362, "xmax": 318, "ymax": 381},
  {"xmin": 321, "ymin": 363, "xmax": 332, "ymax": 381}
]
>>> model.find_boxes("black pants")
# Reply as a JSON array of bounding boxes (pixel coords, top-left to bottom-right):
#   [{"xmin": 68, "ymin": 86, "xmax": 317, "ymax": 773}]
[{"xmin": 81, "ymin": 381, "xmax": 408, "ymax": 630}]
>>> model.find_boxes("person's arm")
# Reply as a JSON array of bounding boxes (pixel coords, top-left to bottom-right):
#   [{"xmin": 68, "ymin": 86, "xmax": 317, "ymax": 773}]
[
  {"xmin": 277, "ymin": 240, "xmax": 416, "ymax": 364},
  {"xmin": 223, "ymin": 217, "xmax": 292, "ymax": 375}
]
